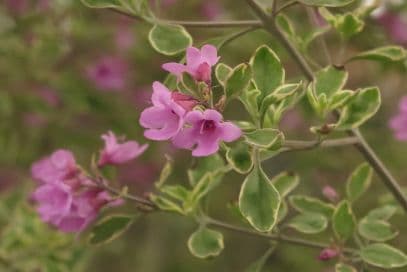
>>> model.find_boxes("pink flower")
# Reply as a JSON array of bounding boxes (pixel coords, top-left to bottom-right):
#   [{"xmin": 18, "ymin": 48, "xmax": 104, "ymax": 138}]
[
  {"xmin": 376, "ymin": 11, "xmax": 407, "ymax": 46},
  {"xmin": 115, "ymin": 24, "xmax": 135, "ymax": 51},
  {"xmin": 173, "ymin": 109, "xmax": 241, "ymax": 157},
  {"xmin": 162, "ymin": 44, "xmax": 219, "ymax": 83},
  {"xmin": 31, "ymin": 149, "xmax": 122, "ymax": 233},
  {"xmin": 322, "ymin": 185, "xmax": 339, "ymax": 203},
  {"xmin": 139, "ymin": 82, "xmax": 186, "ymax": 140},
  {"xmin": 389, "ymin": 97, "xmax": 407, "ymax": 141},
  {"xmin": 37, "ymin": 87, "xmax": 60, "ymax": 107},
  {"xmin": 86, "ymin": 56, "xmax": 128, "ymax": 91},
  {"xmin": 5, "ymin": 0, "xmax": 29, "ymax": 15},
  {"xmin": 318, "ymin": 248, "xmax": 339, "ymax": 261},
  {"xmin": 31, "ymin": 149, "xmax": 78, "ymax": 184},
  {"xmin": 201, "ymin": 1, "xmax": 223, "ymax": 20},
  {"xmin": 98, "ymin": 131, "xmax": 148, "ymax": 167}
]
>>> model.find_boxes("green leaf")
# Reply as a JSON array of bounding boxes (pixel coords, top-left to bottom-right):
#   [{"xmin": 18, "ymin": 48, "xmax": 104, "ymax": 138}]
[
  {"xmin": 319, "ymin": 8, "xmax": 364, "ymax": 39},
  {"xmin": 240, "ymin": 88, "xmax": 261, "ymax": 121},
  {"xmin": 358, "ymin": 218, "xmax": 398, "ymax": 242},
  {"xmin": 332, "ymin": 201, "xmax": 356, "ymax": 241},
  {"xmin": 261, "ymin": 83, "xmax": 301, "ymax": 114},
  {"xmin": 360, "ymin": 243, "xmax": 407, "ymax": 269},
  {"xmin": 239, "ymin": 165, "xmax": 281, "ymax": 232},
  {"xmin": 348, "ymin": 46, "xmax": 406, "ymax": 63},
  {"xmin": 160, "ymin": 185, "xmax": 190, "ymax": 202},
  {"xmin": 188, "ymin": 227, "xmax": 224, "ymax": 259},
  {"xmin": 277, "ymin": 200, "xmax": 289, "ymax": 223},
  {"xmin": 185, "ymin": 174, "xmax": 215, "ymax": 211},
  {"xmin": 250, "ymin": 45, "xmax": 284, "ymax": 98},
  {"xmin": 272, "ymin": 172, "xmax": 300, "ymax": 198},
  {"xmin": 314, "ymin": 66, "xmax": 348, "ymax": 98},
  {"xmin": 336, "ymin": 87, "xmax": 381, "ymax": 130},
  {"xmin": 297, "ymin": 0, "xmax": 354, "ymax": 7},
  {"xmin": 346, "ymin": 163, "xmax": 373, "ymax": 202},
  {"xmin": 178, "ymin": 73, "xmax": 199, "ymax": 96},
  {"xmin": 150, "ymin": 194, "xmax": 185, "ymax": 214},
  {"xmin": 188, "ymin": 154, "xmax": 225, "ymax": 186},
  {"xmin": 216, "ymin": 63, "xmax": 232, "ymax": 86},
  {"xmin": 245, "ymin": 248, "xmax": 274, "ymax": 272},
  {"xmin": 225, "ymin": 64, "xmax": 252, "ymax": 99},
  {"xmin": 335, "ymin": 263, "xmax": 357, "ymax": 272},
  {"xmin": 88, "ymin": 215, "xmax": 135, "ymax": 245},
  {"xmin": 288, "ymin": 213, "xmax": 328, "ymax": 234},
  {"xmin": 366, "ymin": 205, "xmax": 398, "ymax": 221},
  {"xmin": 289, "ymin": 195, "xmax": 335, "ymax": 217},
  {"xmin": 244, "ymin": 128, "xmax": 284, "ymax": 149},
  {"xmin": 329, "ymin": 90, "xmax": 354, "ymax": 109},
  {"xmin": 148, "ymin": 24, "xmax": 193, "ymax": 56},
  {"xmin": 81, "ymin": 0, "xmax": 121, "ymax": 8},
  {"xmin": 226, "ymin": 142, "xmax": 254, "ymax": 174}
]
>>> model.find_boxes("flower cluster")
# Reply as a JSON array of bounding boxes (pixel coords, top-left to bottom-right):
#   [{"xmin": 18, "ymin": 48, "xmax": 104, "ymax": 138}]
[
  {"xmin": 140, "ymin": 45, "xmax": 241, "ymax": 157},
  {"xmin": 31, "ymin": 132, "xmax": 147, "ymax": 232},
  {"xmin": 389, "ymin": 96, "xmax": 407, "ymax": 141}
]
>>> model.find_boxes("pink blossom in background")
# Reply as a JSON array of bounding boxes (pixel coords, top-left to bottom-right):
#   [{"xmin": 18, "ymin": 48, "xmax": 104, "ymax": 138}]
[
  {"xmin": 389, "ymin": 96, "xmax": 407, "ymax": 141},
  {"xmin": 139, "ymin": 81, "xmax": 186, "ymax": 140},
  {"xmin": 162, "ymin": 44, "xmax": 219, "ymax": 83},
  {"xmin": 23, "ymin": 112, "xmax": 48, "ymax": 128},
  {"xmin": 200, "ymin": 1, "xmax": 223, "ymax": 20},
  {"xmin": 318, "ymin": 248, "xmax": 339, "ymax": 261},
  {"xmin": 173, "ymin": 109, "xmax": 241, "ymax": 157},
  {"xmin": 98, "ymin": 131, "xmax": 148, "ymax": 167},
  {"xmin": 86, "ymin": 56, "xmax": 128, "ymax": 91},
  {"xmin": 162, "ymin": 0, "xmax": 177, "ymax": 7},
  {"xmin": 374, "ymin": 10, "xmax": 407, "ymax": 46},
  {"xmin": 31, "ymin": 149, "xmax": 121, "ymax": 232},
  {"xmin": 280, "ymin": 109, "xmax": 304, "ymax": 131},
  {"xmin": 4, "ymin": 0, "xmax": 29, "ymax": 15},
  {"xmin": 37, "ymin": 87, "xmax": 60, "ymax": 107},
  {"xmin": 322, "ymin": 185, "xmax": 339, "ymax": 203}
]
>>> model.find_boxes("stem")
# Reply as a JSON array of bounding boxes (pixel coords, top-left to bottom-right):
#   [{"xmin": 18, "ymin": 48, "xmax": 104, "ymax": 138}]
[
  {"xmin": 207, "ymin": 218, "xmax": 355, "ymax": 254},
  {"xmin": 275, "ymin": 0, "xmax": 299, "ymax": 15},
  {"xmin": 109, "ymin": 8, "xmax": 262, "ymax": 28},
  {"xmin": 283, "ymin": 137, "xmax": 359, "ymax": 150},
  {"xmin": 244, "ymin": 0, "xmax": 407, "ymax": 212}
]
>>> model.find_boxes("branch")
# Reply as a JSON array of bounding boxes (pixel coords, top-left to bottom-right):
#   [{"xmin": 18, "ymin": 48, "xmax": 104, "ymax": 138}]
[
  {"xmin": 283, "ymin": 137, "xmax": 359, "ymax": 150},
  {"xmin": 109, "ymin": 8, "xmax": 262, "ymax": 28},
  {"xmin": 207, "ymin": 218, "xmax": 355, "ymax": 254},
  {"xmin": 244, "ymin": 0, "xmax": 407, "ymax": 212}
]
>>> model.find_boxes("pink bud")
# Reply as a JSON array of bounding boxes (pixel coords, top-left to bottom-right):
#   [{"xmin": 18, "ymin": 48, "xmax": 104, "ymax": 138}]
[
  {"xmin": 171, "ymin": 92, "xmax": 199, "ymax": 111},
  {"xmin": 318, "ymin": 248, "xmax": 339, "ymax": 261},
  {"xmin": 322, "ymin": 185, "xmax": 339, "ymax": 203}
]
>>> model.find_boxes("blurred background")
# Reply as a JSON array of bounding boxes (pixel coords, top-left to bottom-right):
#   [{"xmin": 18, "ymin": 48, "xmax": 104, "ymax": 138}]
[{"xmin": 0, "ymin": 0, "xmax": 406, "ymax": 271}]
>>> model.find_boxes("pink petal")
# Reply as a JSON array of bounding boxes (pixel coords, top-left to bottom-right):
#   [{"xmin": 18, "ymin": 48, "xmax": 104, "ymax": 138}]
[
  {"xmin": 185, "ymin": 110, "xmax": 204, "ymax": 124},
  {"xmin": 192, "ymin": 136, "xmax": 220, "ymax": 157},
  {"xmin": 219, "ymin": 122, "xmax": 242, "ymax": 142},
  {"xmin": 203, "ymin": 109, "xmax": 223, "ymax": 122},
  {"xmin": 200, "ymin": 44, "xmax": 219, "ymax": 65},
  {"xmin": 186, "ymin": 46, "xmax": 202, "ymax": 68},
  {"xmin": 152, "ymin": 81, "xmax": 172, "ymax": 106},
  {"xmin": 172, "ymin": 128, "xmax": 196, "ymax": 149},
  {"xmin": 162, "ymin": 63, "xmax": 187, "ymax": 77}
]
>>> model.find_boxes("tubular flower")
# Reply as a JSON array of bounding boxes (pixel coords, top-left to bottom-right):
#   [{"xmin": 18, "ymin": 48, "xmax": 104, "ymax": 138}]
[
  {"xmin": 139, "ymin": 81, "xmax": 186, "ymax": 140},
  {"xmin": 162, "ymin": 44, "xmax": 219, "ymax": 83},
  {"xmin": 98, "ymin": 131, "xmax": 148, "ymax": 167},
  {"xmin": 172, "ymin": 109, "xmax": 241, "ymax": 157}
]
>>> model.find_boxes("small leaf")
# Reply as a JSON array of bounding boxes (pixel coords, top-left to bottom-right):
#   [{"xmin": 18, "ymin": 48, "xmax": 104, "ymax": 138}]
[
  {"xmin": 188, "ymin": 227, "xmax": 224, "ymax": 259},
  {"xmin": 332, "ymin": 201, "xmax": 356, "ymax": 241},
  {"xmin": 288, "ymin": 213, "xmax": 328, "ymax": 234},
  {"xmin": 336, "ymin": 87, "xmax": 381, "ymax": 130},
  {"xmin": 240, "ymin": 88, "xmax": 261, "ymax": 121},
  {"xmin": 148, "ymin": 24, "xmax": 193, "ymax": 56},
  {"xmin": 348, "ymin": 46, "xmax": 406, "ymax": 63},
  {"xmin": 289, "ymin": 195, "xmax": 335, "ymax": 217},
  {"xmin": 244, "ymin": 128, "xmax": 284, "ymax": 149},
  {"xmin": 261, "ymin": 83, "xmax": 301, "ymax": 114},
  {"xmin": 226, "ymin": 142, "xmax": 254, "ymax": 174},
  {"xmin": 346, "ymin": 163, "xmax": 373, "ymax": 202},
  {"xmin": 314, "ymin": 66, "xmax": 348, "ymax": 98},
  {"xmin": 239, "ymin": 165, "xmax": 281, "ymax": 232},
  {"xmin": 216, "ymin": 63, "xmax": 232, "ymax": 86},
  {"xmin": 358, "ymin": 218, "xmax": 398, "ymax": 242},
  {"xmin": 178, "ymin": 73, "xmax": 199, "ymax": 96},
  {"xmin": 360, "ymin": 243, "xmax": 407, "ymax": 269},
  {"xmin": 155, "ymin": 156, "xmax": 173, "ymax": 188},
  {"xmin": 335, "ymin": 263, "xmax": 357, "ymax": 272},
  {"xmin": 277, "ymin": 200, "xmax": 289, "ymax": 223},
  {"xmin": 88, "ymin": 215, "xmax": 135, "ymax": 245},
  {"xmin": 250, "ymin": 45, "xmax": 285, "ymax": 99},
  {"xmin": 150, "ymin": 194, "xmax": 185, "ymax": 214},
  {"xmin": 366, "ymin": 205, "xmax": 398, "ymax": 221},
  {"xmin": 225, "ymin": 64, "xmax": 252, "ymax": 99},
  {"xmin": 160, "ymin": 185, "xmax": 190, "ymax": 202},
  {"xmin": 245, "ymin": 248, "xmax": 274, "ymax": 272},
  {"xmin": 297, "ymin": 0, "xmax": 354, "ymax": 7},
  {"xmin": 272, "ymin": 172, "xmax": 300, "ymax": 198},
  {"xmin": 329, "ymin": 90, "xmax": 354, "ymax": 109},
  {"xmin": 81, "ymin": 0, "xmax": 121, "ymax": 8}
]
